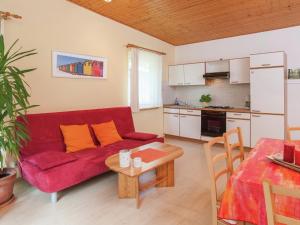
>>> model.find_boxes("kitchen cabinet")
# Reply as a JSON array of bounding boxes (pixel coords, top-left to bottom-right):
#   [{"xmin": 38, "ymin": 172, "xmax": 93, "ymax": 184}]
[
  {"xmin": 250, "ymin": 67, "xmax": 285, "ymax": 114},
  {"xmin": 163, "ymin": 113, "xmax": 179, "ymax": 136},
  {"xmin": 250, "ymin": 52, "xmax": 285, "ymax": 68},
  {"xmin": 251, "ymin": 114, "xmax": 285, "ymax": 147},
  {"xmin": 229, "ymin": 58, "xmax": 250, "ymax": 84},
  {"xmin": 180, "ymin": 114, "xmax": 201, "ymax": 140},
  {"xmin": 206, "ymin": 60, "xmax": 229, "ymax": 73},
  {"xmin": 168, "ymin": 65, "xmax": 184, "ymax": 86},
  {"xmin": 226, "ymin": 118, "xmax": 250, "ymax": 147},
  {"xmin": 183, "ymin": 63, "xmax": 205, "ymax": 85},
  {"xmin": 168, "ymin": 63, "xmax": 205, "ymax": 86}
]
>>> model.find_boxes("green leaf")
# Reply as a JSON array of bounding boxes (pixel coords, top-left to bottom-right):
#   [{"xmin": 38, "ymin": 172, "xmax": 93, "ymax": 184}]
[{"xmin": 0, "ymin": 34, "xmax": 38, "ymax": 169}]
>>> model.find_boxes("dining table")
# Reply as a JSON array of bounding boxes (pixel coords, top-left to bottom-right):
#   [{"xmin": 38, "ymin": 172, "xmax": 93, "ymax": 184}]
[{"xmin": 218, "ymin": 138, "xmax": 300, "ymax": 225}]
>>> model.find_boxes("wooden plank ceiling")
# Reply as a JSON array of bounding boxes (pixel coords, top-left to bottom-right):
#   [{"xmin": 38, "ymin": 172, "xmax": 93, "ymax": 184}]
[{"xmin": 68, "ymin": 0, "xmax": 300, "ymax": 46}]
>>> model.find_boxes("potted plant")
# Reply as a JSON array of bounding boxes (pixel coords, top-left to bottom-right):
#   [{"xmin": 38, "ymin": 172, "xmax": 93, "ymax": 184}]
[
  {"xmin": 200, "ymin": 94, "xmax": 212, "ymax": 107},
  {"xmin": 0, "ymin": 35, "xmax": 37, "ymax": 206}
]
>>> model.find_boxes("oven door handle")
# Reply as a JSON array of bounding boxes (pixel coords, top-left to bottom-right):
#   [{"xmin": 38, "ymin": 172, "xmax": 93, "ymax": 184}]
[{"xmin": 201, "ymin": 115, "xmax": 226, "ymax": 118}]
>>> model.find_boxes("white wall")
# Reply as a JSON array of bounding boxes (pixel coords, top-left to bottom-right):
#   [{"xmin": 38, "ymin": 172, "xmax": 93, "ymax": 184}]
[
  {"xmin": 175, "ymin": 26, "xmax": 300, "ymax": 68},
  {"xmin": 174, "ymin": 26, "xmax": 300, "ymax": 125},
  {"xmin": 1, "ymin": 0, "xmax": 174, "ymax": 135}
]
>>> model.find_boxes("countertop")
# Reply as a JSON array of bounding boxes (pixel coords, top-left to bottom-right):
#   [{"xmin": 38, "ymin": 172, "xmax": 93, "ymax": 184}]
[{"xmin": 163, "ymin": 104, "xmax": 251, "ymax": 113}]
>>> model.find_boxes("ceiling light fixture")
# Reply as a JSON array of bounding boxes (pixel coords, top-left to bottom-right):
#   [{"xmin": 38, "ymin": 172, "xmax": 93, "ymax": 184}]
[{"xmin": 104, "ymin": 0, "xmax": 112, "ymax": 2}]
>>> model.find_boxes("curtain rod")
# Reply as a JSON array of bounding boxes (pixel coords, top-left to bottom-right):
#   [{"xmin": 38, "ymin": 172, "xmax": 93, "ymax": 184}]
[
  {"xmin": 0, "ymin": 11, "xmax": 22, "ymax": 20},
  {"xmin": 126, "ymin": 44, "xmax": 166, "ymax": 55}
]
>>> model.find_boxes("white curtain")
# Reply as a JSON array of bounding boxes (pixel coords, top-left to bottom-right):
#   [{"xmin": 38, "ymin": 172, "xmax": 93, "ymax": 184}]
[
  {"xmin": 128, "ymin": 48, "xmax": 162, "ymax": 112},
  {"xmin": 128, "ymin": 48, "xmax": 139, "ymax": 112}
]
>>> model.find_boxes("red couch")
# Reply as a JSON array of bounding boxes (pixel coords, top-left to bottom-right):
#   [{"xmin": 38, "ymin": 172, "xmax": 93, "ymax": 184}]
[{"xmin": 19, "ymin": 107, "xmax": 163, "ymax": 201}]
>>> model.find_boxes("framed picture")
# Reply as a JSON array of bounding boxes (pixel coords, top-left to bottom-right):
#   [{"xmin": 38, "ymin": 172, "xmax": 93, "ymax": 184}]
[
  {"xmin": 288, "ymin": 68, "xmax": 300, "ymax": 80},
  {"xmin": 52, "ymin": 51, "xmax": 107, "ymax": 79}
]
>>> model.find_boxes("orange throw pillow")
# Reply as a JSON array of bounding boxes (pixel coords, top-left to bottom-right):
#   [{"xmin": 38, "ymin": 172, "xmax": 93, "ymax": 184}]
[
  {"xmin": 91, "ymin": 121, "xmax": 123, "ymax": 147},
  {"xmin": 60, "ymin": 124, "xmax": 96, "ymax": 153}
]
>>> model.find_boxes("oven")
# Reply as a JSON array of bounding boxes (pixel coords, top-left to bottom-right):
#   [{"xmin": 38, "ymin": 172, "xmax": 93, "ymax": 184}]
[{"xmin": 201, "ymin": 110, "xmax": 226, "ymax": 137}]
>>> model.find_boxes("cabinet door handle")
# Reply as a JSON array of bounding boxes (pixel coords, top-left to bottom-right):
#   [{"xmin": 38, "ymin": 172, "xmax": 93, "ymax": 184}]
[
  {"xmin": 261, "ymin": 63, "xmax": 271, "ymax": 67},
  {"xmin": 227, "ymin": 120, "xmax": 236, "ymax": 122},
  {"xmin": 187, "ymin": 110, "xmax": 194, "ymax": 112},
  {"xmin": 231, "ymin": 81, "xmax": 239, "ymax": 84},
  {"xmin": 184, "ymin": 82, "xmax": 191, "ymax": 85},
  {"xmin": 252, "ymin": 110, "xmax": 261, "ymax": 112},
  {"xmin": 180, "ymin": 115, "xmax": 186, "ymax": 118},
  {"xmin": 233, "ymin": 113, "xmax": 242, "ymax": 116},
  {"xmin": 173, "ymin": 115, "xmax": 179, "ymax": 118},
  {"xmin": 252, "ymin": 115, "xmax": 261, "ymax": 118}
]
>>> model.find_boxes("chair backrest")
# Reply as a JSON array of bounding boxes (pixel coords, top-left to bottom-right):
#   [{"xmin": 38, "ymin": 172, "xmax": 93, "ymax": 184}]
[
  {"xmin": 263, "ymin": 181, "xmax": 300, "ymax": 225},
  {"xmin": 287, "ymin": 127, "xmax": 300, "ymax": 141},
  {"xmin": 204, "ymin": 136, "xmax": 231, "ymax": 225},
  {"xmin": 223, "ymin": 127, "xmax": 245, "ymax": 173}
]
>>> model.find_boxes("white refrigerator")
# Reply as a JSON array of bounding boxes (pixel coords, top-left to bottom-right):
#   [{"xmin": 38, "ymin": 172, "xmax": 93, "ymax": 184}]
[{"xmin": 250, "ymin": 52, "xmax": 286, "ymax": 147}]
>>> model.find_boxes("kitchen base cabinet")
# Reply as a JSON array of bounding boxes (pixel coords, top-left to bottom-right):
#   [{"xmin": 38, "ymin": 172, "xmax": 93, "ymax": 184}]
[
  {"xmin": 180, "ymin": 115, "xmax": 201, "ymax": 139},
  {"xmin": 163, "ymin": 113, "xmax": 179, "ymax": 136},
  {"xmin": 251, "ymin": 114, "xmax": 285, "ymax": 147},
  {"xmin": 226, "ymin": 119, "xmax": 250, "ymax": 147}
]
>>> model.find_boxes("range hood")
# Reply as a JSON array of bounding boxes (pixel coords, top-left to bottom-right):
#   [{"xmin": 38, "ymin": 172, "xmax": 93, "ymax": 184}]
[
  {"xmin": 204, "ymin": 60, "xmax": 230, "ymax": 79},
  {"xmin": 203, "ymin": 72, "xmax": 229, "ymax": 79}
]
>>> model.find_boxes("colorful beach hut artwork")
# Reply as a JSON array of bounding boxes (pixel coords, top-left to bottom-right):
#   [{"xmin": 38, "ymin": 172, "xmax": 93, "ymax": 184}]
[{"xmin": 52, "ymin": 51, "xmax": 107, "ymax": 79}]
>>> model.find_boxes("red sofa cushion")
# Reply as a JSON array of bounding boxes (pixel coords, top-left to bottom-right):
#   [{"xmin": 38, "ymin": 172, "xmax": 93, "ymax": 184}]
[
  {"xmin": 123, "ymin": 132, "xmax": 158, "ymax": 141},
  {"xmin": 24, "ymin": 151, "xmax": 77, "ymax": 170}
]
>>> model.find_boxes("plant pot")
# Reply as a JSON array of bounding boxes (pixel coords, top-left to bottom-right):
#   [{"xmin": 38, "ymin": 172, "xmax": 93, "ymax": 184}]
[
  {"xmin": 201, "ymin": 102, "xmax": 209, "ymax": 107},
  {"xmin": 0, "ymin": 168, "xmax": 16, "ymax": 207}
]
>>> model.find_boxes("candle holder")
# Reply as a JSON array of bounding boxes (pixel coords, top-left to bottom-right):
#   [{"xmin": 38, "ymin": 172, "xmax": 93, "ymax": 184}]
[
  {"xmin": 295, "ymin": 146, "xmax": 300, "ymax": 166},
  {"xmin": 283, "ymin": 143, "xmax": 295, "ymax": 163}
]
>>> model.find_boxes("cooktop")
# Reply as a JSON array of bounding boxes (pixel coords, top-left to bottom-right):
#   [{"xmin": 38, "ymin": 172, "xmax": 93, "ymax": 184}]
[{"xmin": 204, "ymin": 106, "xmax": 234, "ymax": 109}]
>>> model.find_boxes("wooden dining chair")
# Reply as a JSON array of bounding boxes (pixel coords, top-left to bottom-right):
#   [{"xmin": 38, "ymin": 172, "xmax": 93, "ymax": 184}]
[
  {"xmin": 223, "ymin": 127, "xmax": 245, "ymax": 173},
  {"xmin": 287, "ymin": 126, "xmax": 300, "ymax": 141},
  {"xmin": 263, "ymin": 181, "xmax": 300, "ymax": 225},
  {"xmin": 204, "ymin": 136, "xmax": 234, "ymax": 225}
]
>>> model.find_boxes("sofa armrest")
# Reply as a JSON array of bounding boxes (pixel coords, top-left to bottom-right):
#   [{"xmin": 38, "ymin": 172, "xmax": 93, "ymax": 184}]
[{"xmin": 122, "ymin": 132, "xmax": 158, "ymax": 141}]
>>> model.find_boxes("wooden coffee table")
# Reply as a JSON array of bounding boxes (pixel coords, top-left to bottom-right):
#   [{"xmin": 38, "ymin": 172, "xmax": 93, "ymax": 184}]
[{"xmin": 105, "ymin": 142, "xmax": 183, "ymax": 208}]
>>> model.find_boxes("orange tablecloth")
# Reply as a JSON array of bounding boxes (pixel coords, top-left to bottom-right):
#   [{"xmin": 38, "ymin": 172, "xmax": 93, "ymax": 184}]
[
  {"xmin": 131, "ymin": 148, "xmax": 168, "ymax": 163},
  {"xmin": 219, "ymin": 138, "xmax": 300, "ymax": 225}
]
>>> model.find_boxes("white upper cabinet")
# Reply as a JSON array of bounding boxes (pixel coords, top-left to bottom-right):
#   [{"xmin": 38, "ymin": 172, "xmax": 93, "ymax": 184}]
[
  {"xmin": 229, "ymin": 58, "xmax": 250, "ymax": 84},
  {"xmin": 250, "ymin": 67, "xmax": 285, "ymax": 114},
  {"xmin": 250, "ymin": 52, "xmax": 285, "ymax": 68},
  {"xmin": 183, "ymin": 63, "xmax": 205, "ymax": 85},
  {"xmin": 168, "ymin": 65, "xmax": 184, "ymax": 86},
  {"xmin": 206, "ymin": 60, "xmax": 229, "ymax": 73},
  {"xmin": 168, "ymin": 63, "xmax": 205, "ymax": 86}
]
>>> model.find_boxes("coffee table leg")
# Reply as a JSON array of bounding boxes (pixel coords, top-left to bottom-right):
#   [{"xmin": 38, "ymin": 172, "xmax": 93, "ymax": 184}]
[
  {"xmin": 156, "ymin": 161, "xmax": 175, "ymax": 187},
  {"xmin": 135, "ymin": 177, "xmax": 140, "ymax": 209},
  {"xmin": 118, "ymin": 173, "xmax": 140, "ymax": 208}
]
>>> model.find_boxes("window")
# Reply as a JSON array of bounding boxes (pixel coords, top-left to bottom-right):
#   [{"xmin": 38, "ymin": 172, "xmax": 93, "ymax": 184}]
[{"xmin": 128, "ymin": 48, "xmax": 163, "ymax": 112}]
